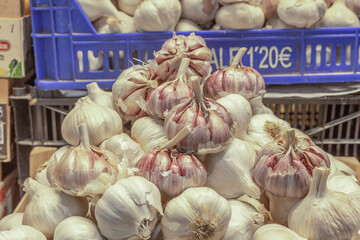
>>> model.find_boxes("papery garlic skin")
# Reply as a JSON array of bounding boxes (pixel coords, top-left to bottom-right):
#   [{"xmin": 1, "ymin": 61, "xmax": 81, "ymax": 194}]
[
  {"xmin": 61, "ymin": 97, "xmax": 123, "ymax": 146},
  {"xmin": 161, "ymin": 187, "xmax": 231, "ymax": 240},
  {"xmin": 154, "ymin": 33, "xmax": 212, "ymax": 82},
  {"xmin": 0, "ymin": 213, "xmax": 23, "ymax": 230},
  {"xmin": 46, "ymin": 145, "xmax": 70, "ymax": 187},
  {"xmin": 288, "ymin": 167, "xmax": 360, "ymax": 240},
  {"xmin": 95, "ymin": 176, "xmax": 163, "ymax": 240},
  {"xmin": 35, "ymin": 161, "xmax": 50, "ymax": 187},
  {"xmin": 327, "ymin": 174, "xmax": 360, "ymax": 201},
  {"xmin": 87, "ymin": 82, "xmax": 119, "ymax": 113},
  {"xmin": 54, "ymin": 216, "xmax": 104, "ymax": 240},
  {"xmin": 175, "ymin": 19, "xmax": 202, "ymax": 32},
  {"xmin": 181, "ymin": 0, "xmax": 219, "ymax": 26},
  {"xmin": 205, "ymin": 139, "xmax": 260, "ymax": 199},
  {"xmin": 277, "ymin": 0, "xmax": 327, "ymax": 28},
  {"xmin": 99, "ymin": 133, "xmax": 145, "ymax": 167},
  {"xmin": 131, "ymin": 117, "xmax": 168, "ymax": 153},
  {"xmin": 248, "ymin": 96, "xmax": 275, "ymax": 116},
  {"xmin": 328, "ymin": 153, "xmax": 357, "ymax": 177},
  {"xmin": 346, "ymin": 0, "xmax": 360, "ymax": 16},
  {"xmin": 266, "ymin": 192, "xmax": 300, "ymax": 226},
  {"xmin": 218, "ymin": 0, "xmax": 262, "ymax": 4},
  {"xmin": 253, "ymin": 224, "xmax": 306, "ymax": 240},
  {"xmin": 136, "ymin": 148, "xmax": 207, "ymax": 197},
  {"xmin": 216, "ymin": 3, "xmax": 265, "ymax": 30},
  {"xmin": 22, "ymin": 178, "xmax": 88, "ymax": 239},
  {"xmin": 134, "ymin": 0, "xmax": 181, "ymax": 32},
  {"xmin": 0, "ymin": 225, "xmax": 47, "ymax": 240},
  {"xmin": 261, "ymin": 0, "xmax": 280, "ymax": 19},
  {"xmin": 223, "ymin": 199, "xmax": 265, "ymax": 240},
  {"xmin": 117, "ymin": 0, "xmax": 142, "ymax": 16}
]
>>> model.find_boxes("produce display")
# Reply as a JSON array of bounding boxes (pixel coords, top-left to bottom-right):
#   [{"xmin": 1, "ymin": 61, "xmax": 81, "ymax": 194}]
[{"xmin": 2, "ymin": 32, "xmax": 360, "ymax": 239}]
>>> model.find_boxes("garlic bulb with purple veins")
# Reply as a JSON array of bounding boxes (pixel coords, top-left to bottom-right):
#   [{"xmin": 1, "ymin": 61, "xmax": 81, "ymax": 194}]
[
  {"xmin": 146, "ymin": 58, "xmax": 193, "ymax": 119},
  {"xmin": 48, "ymin": 124, "xmax": 119, "ymax": 197},
  {"xmin": 165, "ymin": 77, "xmax": 235, "ymax": 155},
  {"xmin": 112, "ymin": 64, "xmax": 159, "ymax": 121},
  {"xmin": 203, "ymin": 48, "xmax": 266, "ymax": 100},
  {"xmin": 135, "ymin": 126, "xmax": 207, "ymax": 197},
  {"xmin": 154, "ymin": 33, "xmax": 212, "ymax": 82},
  {"xmin": 288, "ymin": 167, "xmax": 360, "ymax": 240},
  {"xmin": 254, "ymin": 129, "xmax": 331, "ymax": 199}
]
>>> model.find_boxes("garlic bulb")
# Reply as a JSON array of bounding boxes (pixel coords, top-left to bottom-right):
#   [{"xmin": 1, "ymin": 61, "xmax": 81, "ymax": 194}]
[
  {"xmin": 146, "ymin": 58, "xmax": 193, "ymax": 119},
  {"xmin": 329, "ymin": 153, "xmax": 357, "ymax": 177},
  {"xmin": 216, "ymin": 3, "xmax": 265, "ymax": 30},
  {"xmin": 346, "ymin": 0, "xmax": 360, "ymax": 16},
  {"xmin": 305, "ymin": 44, "xmax": 331, "ymax": 66},
  {"xmin": 0, "ymin": 213, "xmax": 23, "ymax": 230},
  {"xmin": 204, "ymin": 48, "xmax": 265, "ymax": 100},
  {"xmin": 22, "ymin": 178, "xmax": 88, "ymax": 239},
  {"xmin": 0, "ymin": 225, "xmax": 47, "ymax": 240},
  {"xmin": 165, "ymin": 77, "xmax": 235, "ymax": 155},
  {"xmin": 77, "ymin": 50, "xmax": 103, "ymax": 72},
  {"xmin": 219, "ymin": 0, "xmax": 262, "ymax": 4},
  {"xmin": 161, "ymin": 187, "xmax": 231, "ymax": 240},
  {"xmin": 261, "ymin": 0, "xmax": 280, "ymax": 19},
  {"xmin": 253, "ymin": 224, "xmax": 307, "ymax": 240},
  {"xmin": 248, "ymin": 96, "xmax": 274, "ymax": 116},
  {"xmin": 247, "ymin": 113, "xmax": 291, "ymax": 148},
  {"xmin": 131, "ymin": 117, "xmax": 168, "ymax": 153},
  {"xmin": 180, "ymin": 0, "xmax": 219, "ymax": 26},
  {"xmin": 266, "ymin": 192, "xmax": 300, "ymax": 226},
  {"xmin": 117, "ymin": 0, "xmax": 142, "ymax": 16},
  {"xmin": 254, "ymin": 129, "xmax": 330, "ymax": 199},
  {"xmin": 328, "ymin": 174, "xmax": 360, "ymax": 201},
  {"xmin": 35, "ymin": 160, "xmax": 50, "ymax": 186},
  {"xmin": 54, "ymin": 216, "xmax": 104, "ymax": 240},
  {"xmin": 77, "ymin": 0, "xmax": 116, "ymax": 22},
  {"xmin": 288, "ymin": 167, "xmax": 360, "ymax": 240},
  {"xmin": 316, "ymin": 0, "xmax": 360, "ymax": 28},
  {"xmin": 99, "ymin": 133, "xmax": 145, "ymax": 167},
  {"xmin": 46, "ymin": 145, "xmax": 70, "ymax": 187},
  {"xmin": 49, "ymin": 124, "xmax": 120, "ymax": 197},
  {"xmin": 95, "ymin": 176, "xmax": 163, "ymax": 240},
  {"xmin": 277, "ymin": 0, "xmax": 327, "ymax": 28},
  {"xmin": 175, "ymin": 19, "xmax": 202, "ymax": 32},
  {"xmin": 93, "ymin": 12, "xmax": 136, "ymax": 33},
  {"xmin": 61, "ymin": 96, "xmax": 122, "ymax": 146},
  {"xmin": 154, "ymin": 33, "xmax": 212, "ymax": 82},
  {"xmin": 205, "ymin": 139, "xmax": 260, "ymax": 199},
  {"xmin": 112, "ymin": 64, "xmax": 158, "ymax": 121},
  {"xmin": 134, "ymin": 0, "xmax": 181, "ymax": 32},
  {"xmin": 223, "ymin": 197, "xmax": 266, "ymax": 240},
  {"xmin": 136, "ymin": 126, "xmax": 207, "ymax": 197},
  {"xmin": 87, "ymin": 82, "xmax": 119, "ymax": 113}
]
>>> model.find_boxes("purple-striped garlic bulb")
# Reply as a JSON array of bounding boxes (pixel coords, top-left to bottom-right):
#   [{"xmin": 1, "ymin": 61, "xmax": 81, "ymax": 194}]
[
  {"xmin": 164, "ymin": 76, "xmax": 235, "ymax": 155},
  {"xmin": 146, "ymin": 58, "xmax": 193, "ymax": 119},
  {"xmin": 154, "ymin": 33, "xmax": 212, "ymax": 82},
  {"xmin": 254, "ymin": 129, "xmax": 331, "ymax": 199},
  {"xmin": 203, "ymin": 47, "xmax": 266, "ymax": 100},
  {"xmin": 112, "ymin": 64, "xmax": 159, "ymax": 121},
  {"xmin": 135, "ymin": 126, "xmax": 207, "ymax": 197}
]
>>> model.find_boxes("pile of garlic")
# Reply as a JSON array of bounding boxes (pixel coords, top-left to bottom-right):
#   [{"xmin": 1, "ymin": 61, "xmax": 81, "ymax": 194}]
[
  {"xmin": 5, "ymin": 32, "xmax": 360, "ymax": 240},
  {"xmin": 77, "ymin": 0, "xmax": 360, "ymax": 33}
]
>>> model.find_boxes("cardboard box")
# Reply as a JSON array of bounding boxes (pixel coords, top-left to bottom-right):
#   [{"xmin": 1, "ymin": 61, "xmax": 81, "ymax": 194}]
[
  {"xmin": 0, "ymin": 79, "xmax": 14, "ymax": 163},
  {"xmin": 0, "ymin": 0, "xmax": 30, "ymax": 18},
  {"xmin": 0, "ymin": 15, "xmax": 33, "ymax": 78}
]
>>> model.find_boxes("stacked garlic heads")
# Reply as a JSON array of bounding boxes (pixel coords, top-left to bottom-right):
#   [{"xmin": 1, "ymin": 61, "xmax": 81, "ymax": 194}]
[
  {"xmin": 165, "ymin": 76, "xmax": 235, "ymax": 155},
  {"xmin": 154, "ymin": 33, "xmax": 212, "ymax": 82}
]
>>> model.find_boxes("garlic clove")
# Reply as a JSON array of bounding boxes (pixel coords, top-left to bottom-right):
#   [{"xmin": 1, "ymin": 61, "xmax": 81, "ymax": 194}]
[{"xmin": 253, "ymin": 224, "xmax": 307, "ymax": 240}]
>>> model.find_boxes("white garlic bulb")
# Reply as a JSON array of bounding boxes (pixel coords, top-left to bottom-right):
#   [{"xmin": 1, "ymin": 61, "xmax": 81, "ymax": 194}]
[
  {"xmin": 22, "ymin": 178, "xmax": 89, "ymax": 239},
  {"xmin": 288, "ymin": 167, "xmax": 360, "ymax": 240},
  {"xmin": 87, "ymin": 82, "xmax": 119, "ymax": 113},
  {"xmin": 316, "ymin": 0, "xmax": 360, "ymax": 28},
  {"xmin": 161, "ymin": 187, "xmax": 231, "ymax": 240},
  {"xmin": 181, "ymin": 0, "xmax": 219, "ymax": 26},
  {"xmin": 95, "ymin": 176, "xmax": 163, "ymax": 240},
  {"xmin": 328, "ymin": 153, "xmax": 357, "ymax": 177},
  {"xmin": 253, "ymin": 224, "xmax": 307, "ymax": 240},
  {"xmin": 248, "ymin": 96, "xmax": 274, "ymax": 116},
  {"xmin": 99, "ymin": 133, "xmax": 145, "ymax": 167},
  {"xmin": 54, "ymin": 216, "xmax": 104, "ymax": 240},
  {"xmin": 131, "ymin": 117, "xmax": 168, "ymax": 153},
  {"xmin": 0, "ymin": 213, "xmax": 23, "ymax": 230},
  {"xmin": 175, "ymin": 19, "xmax": 202, "ymax": 32},
  {"xmin": 247, "ymin": 113, "xmax": 291, "ymax": 148},
  {"xmin": 218, "ymin": 0, "xmax": 262, "ymax": 4},
  {"xmin": 117, "ymin": 0, "xmax": 142, "ymax": 16},
  {"xmin": 223, "ymin": 197, "xmax": 266, "ymax": 240},
  {"xmin": 46, "ymin": 145, "xmax": 70, "ymax": 187},
  {"xmin": 35, "ymin": 160, "xmax": 50, "ymax": 187},
  {"xmin": 216, "ymin": 3, "xmax": 265, "ymax": 30},
  {"xmin": 61, "ymin": 96, "xmax": 123, "ymax": 146},
  {"xmin": 328, "ymin": 174, "xmax": 360, "ymax": 201},
  {"xmin": 0, "ymin": 225, "xmax": 47, "ymax": 240},
  {"xmin": 77, "ymin": 50, "xmax": 103, "ymax": 72},
  {"xmin": 134, "ymin": 0, "xmax": 181, "ymax": 32},
  {"xmin": 277, "ymin": 0, "xmax": 327, "ymax": 28},
  {"xmin": 205, "ymin": 139, "xmax": 261, "ymax": 199},
  {"xmin": 48, "ymin": 124, "xmax": 120, "ymax": 197}
]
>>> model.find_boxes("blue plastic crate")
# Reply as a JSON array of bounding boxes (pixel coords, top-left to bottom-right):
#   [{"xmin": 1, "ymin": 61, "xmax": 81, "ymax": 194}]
[{"xmin": 30, "ymin": 0, "xmax": 360, "ymax": 90}]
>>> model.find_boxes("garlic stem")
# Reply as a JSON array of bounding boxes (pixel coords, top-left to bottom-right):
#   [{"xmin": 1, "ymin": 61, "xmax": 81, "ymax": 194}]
[
  {"xmin": 175, "ymin": 58, "xmax": 190, "ymax": 81},
  {"xmin": 285, "ymin": 129, "xmax": 295, "ymax": 149},
  {"xmin": 190, "ymin": 76, "xmax": 204, "ymax": 107},
  {"xmin": 231, "ymin": 47, "xmax": 247, "ymax": 67},
  {"xmin": 86, "ymin": 82, "xmax": 103, "ymax": 95},
  {"xmin": 79, "ymin": 123, "xmax": 91, "ymax": 151},
  {"xmin": 161, "ymin": 126, "xmax": 191, "ymax": 149},
  {"xmin": 308, "ymin": 167, "xmax": 329, "ymax": 198}
]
